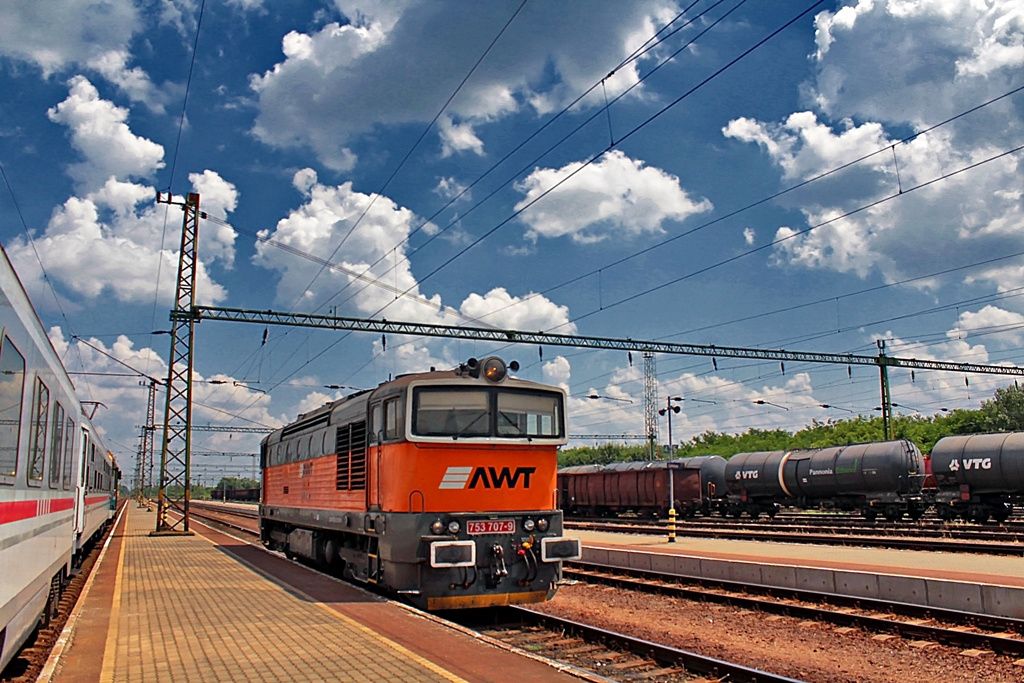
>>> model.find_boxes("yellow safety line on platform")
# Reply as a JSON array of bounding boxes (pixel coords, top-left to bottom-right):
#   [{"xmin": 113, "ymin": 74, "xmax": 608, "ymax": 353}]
[
  {"xmin": 98, "ymin": 516, "xmax": 128, "ymax": 683},
  {"xmin": 38, "ymin": 504, "xmax": 129, "ymax": 683},
  {"xmin": 192, "ymin": 527, "xmax": 469, "ymax": 683}
]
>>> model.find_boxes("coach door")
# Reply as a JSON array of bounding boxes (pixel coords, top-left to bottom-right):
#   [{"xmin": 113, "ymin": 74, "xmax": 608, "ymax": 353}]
[{"xmin": 75, "ymin": 427, "xmax": 89, "ymax": 534}]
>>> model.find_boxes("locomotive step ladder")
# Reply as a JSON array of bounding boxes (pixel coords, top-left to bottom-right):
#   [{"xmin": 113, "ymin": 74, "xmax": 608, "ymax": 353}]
[{"xmin": 367, "ymin": 536, "xmax": 381, "ymax": 584}]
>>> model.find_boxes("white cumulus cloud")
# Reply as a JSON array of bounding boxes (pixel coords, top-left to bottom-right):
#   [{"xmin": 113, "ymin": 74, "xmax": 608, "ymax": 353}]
[{"xmin": 514, "ymin": 150, "xmax": 712, "ymax": 244}]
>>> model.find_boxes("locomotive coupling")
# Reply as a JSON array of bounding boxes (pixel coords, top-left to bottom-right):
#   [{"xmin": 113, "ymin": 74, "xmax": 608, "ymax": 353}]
[{"xmin": 490, "ymin": 544, "xmax": 509, "ymax": 581}]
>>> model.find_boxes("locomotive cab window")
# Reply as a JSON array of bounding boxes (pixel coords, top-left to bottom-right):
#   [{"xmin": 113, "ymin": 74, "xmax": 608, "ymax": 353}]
[
  {"xmin": 413, "ymin": 389, "xmax": 489, "ymax": 437},
  {"xmin": 411, "ymin": 386, "xmax": 564, "ymax": 439},
  {"xmin": 497, "ymin": 392, "xmax": 560, "ymax": 437}
]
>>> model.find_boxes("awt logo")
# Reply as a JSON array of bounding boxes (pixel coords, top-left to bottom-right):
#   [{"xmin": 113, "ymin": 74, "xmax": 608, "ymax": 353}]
[{"xmin": 439, "ymin": 466, "xmax": 536, "ymax": 489}]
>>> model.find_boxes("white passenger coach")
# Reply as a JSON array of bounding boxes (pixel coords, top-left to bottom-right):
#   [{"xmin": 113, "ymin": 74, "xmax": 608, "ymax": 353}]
[{"xmin": 0, "ymin": 243, "xmax": 118, "ymax": 672}]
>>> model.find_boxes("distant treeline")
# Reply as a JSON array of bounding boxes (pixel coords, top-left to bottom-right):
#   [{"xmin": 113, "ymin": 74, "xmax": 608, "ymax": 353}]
[{"xmin": 560, "ymin": 383, "xmax": 1024, "ymax": 467}]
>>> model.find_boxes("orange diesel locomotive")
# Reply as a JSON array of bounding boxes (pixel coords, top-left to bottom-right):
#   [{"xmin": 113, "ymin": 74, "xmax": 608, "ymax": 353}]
[{"xmin": 259, "ymin": 357, "xmax": 581, "ymax": 609}]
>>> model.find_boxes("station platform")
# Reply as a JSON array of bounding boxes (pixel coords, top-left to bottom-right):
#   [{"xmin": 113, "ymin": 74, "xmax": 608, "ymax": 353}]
[
  {"xmin": 571, "ymin": 528, "xmax": 1024, "ymax": 618},
  {"xmin": 41, "ymin": 505, "xmax": 587, "ymax": 683},
  {"xmin": 571, "ymin": 528, "xmax": 1024, "ymax": 586}
]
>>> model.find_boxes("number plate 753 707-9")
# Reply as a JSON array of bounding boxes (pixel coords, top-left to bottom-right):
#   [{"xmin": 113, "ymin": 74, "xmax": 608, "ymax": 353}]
[{"xmin": 466, "ymin": 519, "xmax": 515, "ymax": 534}]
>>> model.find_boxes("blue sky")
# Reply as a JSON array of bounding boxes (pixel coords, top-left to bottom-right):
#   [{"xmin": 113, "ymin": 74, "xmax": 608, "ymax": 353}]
[{"xmin": 2, "ymin": 0, "xmax": 1023, "ymax": 483}]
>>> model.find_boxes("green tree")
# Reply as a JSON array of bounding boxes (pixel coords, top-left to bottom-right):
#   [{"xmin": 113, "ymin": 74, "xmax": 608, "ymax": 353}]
[
  {"xmin": 214, "ymin": 476, "xmax": 259, "ymax": 491},
  {"xmin": 559, "ymin": 442, "xmax": 648, "ymax": 466},
  {"xmin": 978, "ymin": 383, "xmax": 1024, "ymax": 432}
]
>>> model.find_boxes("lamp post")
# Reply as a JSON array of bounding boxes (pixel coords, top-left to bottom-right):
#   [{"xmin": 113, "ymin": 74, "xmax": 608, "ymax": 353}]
[
  {"xmin": 658, "ymin": 396, "xmax": 683, "ymax": 456},
  {"xmin": 658, "ymin": 396, "xmax": 682, "ymax": 542}
]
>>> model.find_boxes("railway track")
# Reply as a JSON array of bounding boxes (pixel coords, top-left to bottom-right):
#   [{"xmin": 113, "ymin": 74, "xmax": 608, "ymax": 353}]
[
  {"xmin": 191, "ymin": 502, "xmax": 1024, "ymax": 679},
  {"xmin": 563, "ymin": 561, "xmax": 1024, "ymax": 657},
  {"xmin": 667, "ymin": 514, "xmax": 1024, "ymax": 540},
  {"xmin": 190, "ymin": 502, "xmax": 812, "ymax": 680},
  {"xmin": 459, "ymin": 606, "xmax": 805, "ymax": 683},
  {"xmin": 566, "ymin": 519, "xmax": 1024, "ymax": 555}
]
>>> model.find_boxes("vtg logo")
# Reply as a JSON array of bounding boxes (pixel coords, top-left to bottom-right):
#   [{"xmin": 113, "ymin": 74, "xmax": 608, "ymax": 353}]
[
  {"xmin": 733, "ymin": 470, "xmax": 759, "ymax": 480},
  {"xmin": 948, "ymin": 458, "xmax": 992, "ymax": 472},
  {"xmin": 439, "ymin": 466, "xmax": 537, "ymax": 490}
]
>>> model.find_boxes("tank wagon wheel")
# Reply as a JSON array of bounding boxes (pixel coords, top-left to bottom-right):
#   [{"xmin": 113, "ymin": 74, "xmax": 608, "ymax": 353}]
[
  {"xmin": 862, "ymin": 508, "xmax": 878, "ymax": 522},
  {"xmin": 992, "ymin": 503, "xmax": 1012, "ymax": 524},
  {"xmin": 883, "ymin": 506, "xmax": 903, "ymax": 522},
  {"xmin": 970, "ymin": 508, "xmax": 991, "ymax": 524}
]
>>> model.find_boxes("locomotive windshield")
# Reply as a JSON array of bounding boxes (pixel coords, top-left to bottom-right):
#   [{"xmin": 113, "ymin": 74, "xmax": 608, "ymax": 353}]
[{"xmin": 411, "ymin": 386, "xmax": 563, "ymax": 439}]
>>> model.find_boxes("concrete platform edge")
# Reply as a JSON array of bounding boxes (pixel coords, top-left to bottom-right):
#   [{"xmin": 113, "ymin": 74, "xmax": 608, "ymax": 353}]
[{"xmin": 583, "ymin": 546, "xmax": 1024, "ymax": 619}]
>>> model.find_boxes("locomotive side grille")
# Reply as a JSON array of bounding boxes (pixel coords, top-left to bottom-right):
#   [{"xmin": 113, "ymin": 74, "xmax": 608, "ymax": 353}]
[
  {"xmin": 336, "ymin": 425, "xmax": 350, "ymax": 490},
  {"xmin": 335, "ymin": 421, "xmax": 367, "ymax": 491},
  {"xmin": 350, "ymin": 421, "xmax": 367, "ymax": 489}
]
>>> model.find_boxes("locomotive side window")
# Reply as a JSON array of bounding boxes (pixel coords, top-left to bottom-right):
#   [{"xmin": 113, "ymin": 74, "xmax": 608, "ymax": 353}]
[
  {"xmin": 0, "ymin": 335, "xmax": 25, "ymax": 480},
  {"xmin": 497, "ymin": 391, "xmax": 561, "ymax": 437},
  {"xmin": 384, "ymin": 398, "xmax": 402, "ymax": 440},
  {"xmin": 27, "ymin": 378, "xmax": 50, "ymax": 485},
  {"xmin": 48, "ymin": 402, "xmax": 65, "ymax": 488},
  {"xmin": 370, "ymin": 403, "xmax": 382, "ymax": 443}
]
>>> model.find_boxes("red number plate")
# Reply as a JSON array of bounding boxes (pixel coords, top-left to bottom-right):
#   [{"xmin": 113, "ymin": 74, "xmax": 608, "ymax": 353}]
[{"xmin": 466, "ymin": 519, "xmax": 515, "ymax": 535}]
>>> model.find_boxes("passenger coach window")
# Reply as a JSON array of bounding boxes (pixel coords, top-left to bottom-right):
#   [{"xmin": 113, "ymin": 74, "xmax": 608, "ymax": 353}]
[
  {"xmin": 49, "ymin": 402, "xmax": 65, "ymax": 488},
  {"xmin": 27, "ymin": 378, "xmax": 50, "ymax": 485},
  {"xmin": 497, "ymin": 391, "xmax": 562, "ymax": 437},
  {"xmin": 0, "ymin": 336, "xmax": 25, "ymax": 479},
  {"xmin": 61, "ymin": 416, "xmax": 75, "ymax": 490}
]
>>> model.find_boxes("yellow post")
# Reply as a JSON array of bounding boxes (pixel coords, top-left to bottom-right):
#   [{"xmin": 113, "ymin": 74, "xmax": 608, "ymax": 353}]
[{"xmin": 668, "ymin": 508, "xmax": 676, "ymax": 543}]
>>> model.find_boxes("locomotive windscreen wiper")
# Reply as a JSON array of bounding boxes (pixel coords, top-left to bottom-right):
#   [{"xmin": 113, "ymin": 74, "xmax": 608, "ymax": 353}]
[{"xmin": 451, "ymin": 411, "xmax": 489, "ymax": 440}]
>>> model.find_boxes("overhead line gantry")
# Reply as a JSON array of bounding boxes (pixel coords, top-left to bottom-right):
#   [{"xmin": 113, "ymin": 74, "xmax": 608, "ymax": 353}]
[
  {"xmin": 185, "ymin": 305, "xmax": 1024, "ymax": 442},
  {"xmin": 154, "ymin": 193, "xmax": 1024, "ymax": 534}
]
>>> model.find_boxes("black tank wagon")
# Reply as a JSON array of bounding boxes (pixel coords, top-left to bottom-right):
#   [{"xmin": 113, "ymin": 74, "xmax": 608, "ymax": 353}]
[
  {"xmin": 930, "ymin": 432, "xmax": 1024, "ymax": 523},
  {"xmin": 723, "ymin": 439, "xmax": 927, "ymax": 521}
]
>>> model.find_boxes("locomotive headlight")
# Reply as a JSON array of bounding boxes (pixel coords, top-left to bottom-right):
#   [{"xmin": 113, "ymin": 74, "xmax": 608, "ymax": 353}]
[
  {"xmin": 483, "ymin": 357, "xmax": 507, "ymax": 382},
  {"xmin": 430, "ymin": 520, "xmax": 445, "ymax": 535},
  {"xmin": 447, "ymin": 520, "xmax": 461, "ymax": 535},
  {"xmin": 536, "ymin": 518, "xmax": 549, "ymax": 532},
  {"xmin": 523, "ymin": 518, "xmax": 536, "ymax": 532}
]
